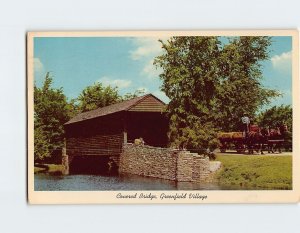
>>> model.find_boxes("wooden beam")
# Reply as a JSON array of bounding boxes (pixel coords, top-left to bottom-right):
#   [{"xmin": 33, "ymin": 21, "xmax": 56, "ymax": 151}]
[{"xmin": 123, "ymin": 112, "xmax": 127, "ymax": 144}]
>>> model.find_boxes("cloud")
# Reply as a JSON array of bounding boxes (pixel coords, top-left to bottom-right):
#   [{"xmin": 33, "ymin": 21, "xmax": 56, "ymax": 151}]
[
  {"xmin": 129, "ymin": 37, "xmax": 168, "ymax": 80},
  {"xmin": 34, "ymin": 57, "xmax": 44, "ymax": 74},
  {"xmin": 98, "ymin": 76, "xmax": 132, "ymax": 89},
  {"xmin": 271, "ymin": 51, "xmax": 292, "ymax": 73},
  {"xmin": 129, "ymin": 37, "xmax": 165, "ymax": 61},
  {"xmin": 142, "ymin": 59, "xmax": 163, "ymax": 79}
]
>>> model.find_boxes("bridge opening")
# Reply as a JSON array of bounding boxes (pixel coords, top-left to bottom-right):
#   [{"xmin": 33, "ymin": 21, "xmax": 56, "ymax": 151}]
[{"xmin": 69, "ymin": 155, "xmax": 119, "ymax": 175}]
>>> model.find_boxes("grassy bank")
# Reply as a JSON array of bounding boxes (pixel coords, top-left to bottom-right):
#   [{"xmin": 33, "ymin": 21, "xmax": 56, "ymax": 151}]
[
  {"xmin": 34, "ymin": 164, "xmax": 64, "ymax": 175},
  {"xmin": 214, "ymin": 154, "xmax": 292, "ymax": 190}
]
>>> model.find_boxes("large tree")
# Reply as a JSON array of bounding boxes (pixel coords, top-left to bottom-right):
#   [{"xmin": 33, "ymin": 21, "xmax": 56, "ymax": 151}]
[
  {"xmin": 34, "ymin": 72, "xmax": 75, "ymax": 161},
  {"xmin": 216, "ymin": 36, "xmax": 279, "ymax": 131},
  {"xmin": 154, "ymin": 37, "xmax": 222, "ymax": 149},
  {"xmin": 154, "ymin": 36, "xmax": 279, "ymax": 150}
]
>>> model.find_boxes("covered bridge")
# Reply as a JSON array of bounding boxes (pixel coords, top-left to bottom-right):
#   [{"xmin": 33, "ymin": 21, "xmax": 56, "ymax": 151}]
[{"xmin": 63, "ymin": 94, "xmax": 169, "ymax": 174}]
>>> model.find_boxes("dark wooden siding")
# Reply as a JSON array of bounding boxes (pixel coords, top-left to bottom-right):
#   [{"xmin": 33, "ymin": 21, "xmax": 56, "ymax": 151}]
[
  {"xmin": 66, "ymin": 133, "xmax": 123, "ymax": 157},
  {"xmin": 129, "ymin": 95, "xmax": 165, "ymax": 112},
  {"xmin": 65, "ymin": 112, "xmax": 125, "ymax": 157}
]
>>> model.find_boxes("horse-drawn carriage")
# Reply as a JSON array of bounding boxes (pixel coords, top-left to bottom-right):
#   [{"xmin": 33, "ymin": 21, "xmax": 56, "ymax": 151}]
[{"xmin": 217, "ymin": 124, "xmax": 292, "ymax": 154}]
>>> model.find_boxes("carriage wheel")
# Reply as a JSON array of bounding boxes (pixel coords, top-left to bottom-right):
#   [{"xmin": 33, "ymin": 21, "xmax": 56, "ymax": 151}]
[
  {"xmin": 219, "ymin": 142, "xmax": 227, "ymax": 153},
  {"xmin": 236, "ymin": 149, "xmax": 244, "ymax": 154}
]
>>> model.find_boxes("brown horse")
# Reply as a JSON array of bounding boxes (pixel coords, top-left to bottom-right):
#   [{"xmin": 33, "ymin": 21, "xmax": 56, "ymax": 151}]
[
  {"xmin": 247, "ymin": 124, "xmax": 288, "ymax": 154},
  {"xmin": 267, "ymin": 125, "xmax": 290, "ymax": 153},
  {"xmin": 245, "ymin": 125, "xmax": 267, "ymax": 154}
]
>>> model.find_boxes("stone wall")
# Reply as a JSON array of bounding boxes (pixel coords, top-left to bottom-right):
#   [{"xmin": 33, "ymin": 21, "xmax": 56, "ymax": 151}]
[
  {"xmin": 176, "ymin": 151, "xmax": 210, "ymax": 182},
  {"xmin": 119, "ymin": 144, "xmax": 210, "ymax": 182},
  {"xmin": 119, "ymin": 144, "xmax": 178, "ymax": 180}
]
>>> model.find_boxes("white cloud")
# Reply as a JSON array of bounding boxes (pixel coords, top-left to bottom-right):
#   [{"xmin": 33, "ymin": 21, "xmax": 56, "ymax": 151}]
[
  {"xmin": 142, "ymin": 59, "xmax": 163, "ymax": 79},
  {"xmin": 129, "ymin": 37, "xmax": 168, "ymax": 80},
  {"xmin": 34, "ymin": 57, "xmax": 44, "ymax": 74},
  {"xmin": 98, "ymin": 76, "xmax": 132, "ymax": 89},
  {"xmin": 271, "ymin": 51, "xmax": 292, "ymax": 73},
  {"xmin": 129, "ymin": 37, "xmax": 166, "ymax": 60}
]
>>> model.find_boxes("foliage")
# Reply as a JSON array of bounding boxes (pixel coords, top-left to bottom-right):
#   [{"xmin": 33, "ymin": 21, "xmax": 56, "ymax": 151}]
[
  {"xmin": 77, "ymin": 82, "xmax": 121, "ymax": 112},
  {"xmin": 154, "ymin": 37, "xmax": 222, "ymax": 150},
  {"xmin": 77, "ymin": 82, "xmax": 146, "ymax": 112},
  {"xmin": 216, "ymin": 36, "xmax": 280, "ymax": 130},
  {"xmin": 34, "ymin": 127, "xmax": 50, "ymax": 161},
  {"xmin": 215, "ymin": 154, "xmax": 292, "ymax": 189},
  {"xmin": 34, "ymin": 72, "xmax": 74, "ymax": 162},
  {"xmin": 154, "ymin": 36, "xmax": 280, "ymax": 150},
  {"xmin": 123, "ymin": 89, "xmax": 146, "ymax": 101},
  {"xmin": 257, "ymin": 105, "xmax": 292, "ymax": 131},
  {"xmin": 257, "ymin": 105, "xmax": 293, "ymax": 151}
]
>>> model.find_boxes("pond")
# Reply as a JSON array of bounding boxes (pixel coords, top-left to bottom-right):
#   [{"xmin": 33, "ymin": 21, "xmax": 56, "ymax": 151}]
[{"xmin": 34, "ymin": 173, "xmax": 246, "ymax": 191}]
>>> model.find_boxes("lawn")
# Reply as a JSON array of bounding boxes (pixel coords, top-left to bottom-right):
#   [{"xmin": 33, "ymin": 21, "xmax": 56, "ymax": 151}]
[
  {"xmin": 214, "ymin": 153, "xmax": 292, "ymax": 190},
  {"xmin": 34, "ymin": 164, "xmax": 64, "ymax": 175}
]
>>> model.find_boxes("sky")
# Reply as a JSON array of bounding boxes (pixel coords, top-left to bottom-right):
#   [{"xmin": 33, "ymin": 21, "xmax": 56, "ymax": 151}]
[{"xmin": 34, "ymin": 36, "xmax": 292, "ymax": 108}]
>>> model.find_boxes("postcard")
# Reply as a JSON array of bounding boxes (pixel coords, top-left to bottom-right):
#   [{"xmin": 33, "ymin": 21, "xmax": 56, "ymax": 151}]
[{"xmin": 27, "ymin": 30, "xmax": 299, "ymax": 204}]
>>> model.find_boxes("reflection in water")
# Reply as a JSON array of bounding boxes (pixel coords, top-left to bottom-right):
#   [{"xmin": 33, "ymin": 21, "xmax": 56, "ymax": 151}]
[{"xmin": 35, "ymin": 173, "xmax": 246, "ymax": 191}]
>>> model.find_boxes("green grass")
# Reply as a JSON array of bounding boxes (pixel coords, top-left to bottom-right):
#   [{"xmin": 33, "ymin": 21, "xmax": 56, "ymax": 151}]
[
  {"xmin": 34, "ymin": 166, "xmax": 46, "ymax": 173},
  {"xmin": 214, "ymin": 154, "xmax": 292, "ymax": 190},
  {"xmin": 34, "ymin": 164, "xmax": 64, "ymax": 175}
]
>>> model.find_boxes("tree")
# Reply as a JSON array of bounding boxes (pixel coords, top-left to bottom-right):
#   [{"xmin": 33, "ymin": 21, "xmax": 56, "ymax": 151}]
[
  {"xmin": 77, "ymin": 82, "xmax": 121, "ymax": 112},
  {"xmin": 34, "ymin": 127, "xmax": 50, "ymax": 161},
  {"xmin": 123, "ymin": 89, "xmax": 145, "ymax": 100},
  {"xmin": 77, "ymin": 82, "xmax": 146, "ymax": 112},
  {"xmin": 216, "ymin": 36, "xmax": 279, "ymax": 131},
  {"xmin": 34, "ymin": 72, "xmax": 74, "ymax": 162},
  {"xmin": 257, "ymin": 105, "xmax": 292, "ymax": 131},
  {"xmin": 257, "ymin": 105, "xmax": 292, "ymax": 151},
  {"xmin": 154, "ymin": 37, "xmax": 222, "ymax": 150},
  {"xmin": 154, "ymin": 36, "xmax": 279, "ymax": 150}
]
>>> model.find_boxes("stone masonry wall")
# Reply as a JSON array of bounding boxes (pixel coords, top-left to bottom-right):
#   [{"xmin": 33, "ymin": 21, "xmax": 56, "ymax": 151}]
[
  {"xmin": 192, "ymin": 154, "xmax": 210, "ymax": 182},
  {"xmin": 119, "ymin": 144, "xmax": 210, "ymax": 182},
  {"xmin": 119, "ymin": 144, "xmax": 178, "ymax": 180}
]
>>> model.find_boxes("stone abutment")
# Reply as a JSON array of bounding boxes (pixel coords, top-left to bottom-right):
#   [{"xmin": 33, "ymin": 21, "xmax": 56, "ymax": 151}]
[{"xmin": 119, "ymin": 143, "xmax": 210, "ymax": 182}]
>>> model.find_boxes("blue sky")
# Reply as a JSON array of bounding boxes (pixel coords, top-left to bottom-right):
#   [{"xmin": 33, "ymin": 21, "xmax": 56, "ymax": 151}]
[{"xmin": 34, "ymin": 36, "xmax": 292, "ymax": 108}]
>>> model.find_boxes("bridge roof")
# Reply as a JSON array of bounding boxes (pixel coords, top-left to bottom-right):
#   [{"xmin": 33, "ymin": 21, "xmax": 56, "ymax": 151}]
[{"xmin": 65, "ymin": 93, "xmax": 166, "ymax": 125}]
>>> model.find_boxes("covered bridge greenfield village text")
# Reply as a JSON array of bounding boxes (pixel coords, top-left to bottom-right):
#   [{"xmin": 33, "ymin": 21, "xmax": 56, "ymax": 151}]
[{"xmin": 63, "ymin": 94, "xmax": 169, "ymax": 174}]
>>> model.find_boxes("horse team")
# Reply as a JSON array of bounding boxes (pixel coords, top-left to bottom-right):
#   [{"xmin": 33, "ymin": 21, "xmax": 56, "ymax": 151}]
[{"xmin": 218, "ymin": 124, "xmax": 292, "ymax": 154}]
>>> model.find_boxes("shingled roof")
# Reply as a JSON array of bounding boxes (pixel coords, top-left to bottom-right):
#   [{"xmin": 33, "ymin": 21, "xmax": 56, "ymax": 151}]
[{"xmin": 65, "ymin": 93, "xmax": 166, "ymax": 125}]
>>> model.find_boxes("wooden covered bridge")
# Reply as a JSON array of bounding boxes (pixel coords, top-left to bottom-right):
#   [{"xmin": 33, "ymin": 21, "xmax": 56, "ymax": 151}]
[{"xmin": 63, "ymin": 94, "xmax": 169, "ymax": 174}]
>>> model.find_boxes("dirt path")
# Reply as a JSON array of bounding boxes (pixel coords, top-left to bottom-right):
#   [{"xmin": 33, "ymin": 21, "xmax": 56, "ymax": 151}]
[{"xmin": 216, "ymin": 150, "xmax": 292, "ymax": 156}]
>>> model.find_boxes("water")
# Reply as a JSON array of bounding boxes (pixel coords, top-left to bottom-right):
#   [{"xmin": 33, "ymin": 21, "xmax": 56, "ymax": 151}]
[{"xmin": 34, "ymin": 173, "xmax": 243, "ymax": 191}]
